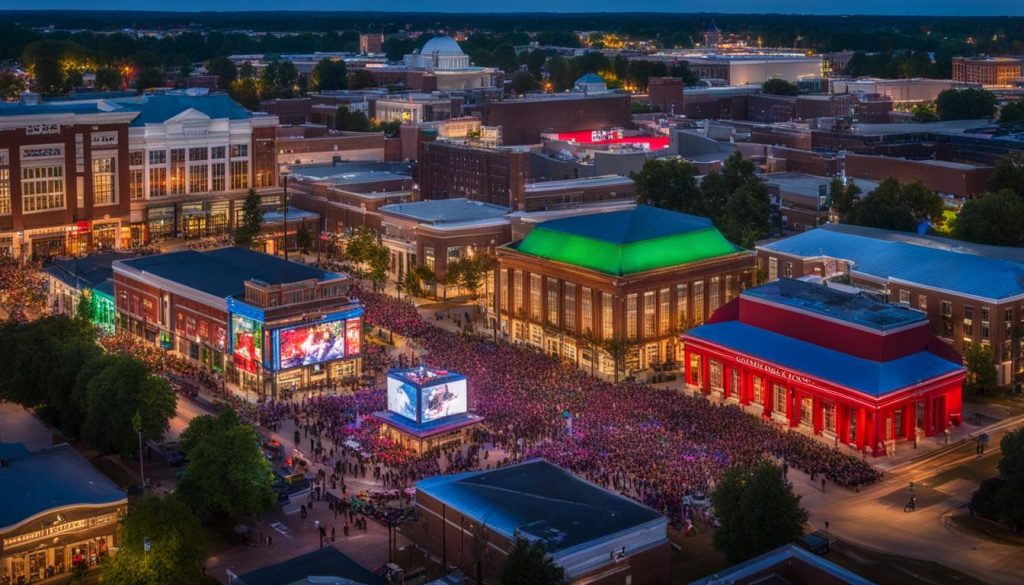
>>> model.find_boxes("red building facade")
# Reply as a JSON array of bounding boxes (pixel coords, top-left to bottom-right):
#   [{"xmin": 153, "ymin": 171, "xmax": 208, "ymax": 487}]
[{"xmin": 682, "ymin": 279, "xmax": 964, "ymax": 456}]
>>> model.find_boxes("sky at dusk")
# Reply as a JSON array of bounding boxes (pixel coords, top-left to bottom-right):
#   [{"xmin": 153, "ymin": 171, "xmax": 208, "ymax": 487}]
[{"xmin": 1, "ymin": 1, "xmax": 1022, "ymax": 16}]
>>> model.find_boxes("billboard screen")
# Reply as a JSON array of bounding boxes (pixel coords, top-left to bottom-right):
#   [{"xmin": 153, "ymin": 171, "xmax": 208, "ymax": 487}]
[
  {"xmin": 345, "ymin": 318, "xmax": 361, "ymax": 356},
  {"xmin": 232, "ymin": 315, "xmax": 263, "ymax": 374},
  {"xmin": 387, "ymin": 376, "xmax": 419, "ymax": 422},
  {"xmin": 278, "ymin": 319, "xmax": 347, "ymax": 370},
  {"xmin": 420, "ymin": 379, "xmax": 468, "ymax": 423}
]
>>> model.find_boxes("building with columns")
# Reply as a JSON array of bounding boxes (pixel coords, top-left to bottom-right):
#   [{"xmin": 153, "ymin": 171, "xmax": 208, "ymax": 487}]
[{"xmin": 682, "ymin": 278, "xmax": 964, "ymax": 456}]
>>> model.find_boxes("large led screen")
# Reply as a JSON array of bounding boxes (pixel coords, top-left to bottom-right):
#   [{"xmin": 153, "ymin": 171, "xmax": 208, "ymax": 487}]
[
  {"xmin": 387, "ymin": 376, "xmax": 418, "ymax": 422},
  {"xmin": 232, "ymin": 315, "xmax": 263, "ymax": 374},
  {"xmin": 420, "ymin": 379, "xmax": 468, "ymax": 423},
  {"xmin": 278, "ymin": 319, "xmax": 347, "ymax": 370}
]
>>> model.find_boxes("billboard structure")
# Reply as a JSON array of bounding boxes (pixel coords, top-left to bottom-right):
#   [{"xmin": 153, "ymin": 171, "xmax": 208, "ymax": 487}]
[
  {"xmin": 231, "ymin": 315, "xmax": 263, "ymax": 374},
  {"xmin": 386, "ymin": 367, "xmax": 468, "ymax": 425},
  {"xmin": 277, "ymin": 319, "xmax": 349, "ymax": 370}
]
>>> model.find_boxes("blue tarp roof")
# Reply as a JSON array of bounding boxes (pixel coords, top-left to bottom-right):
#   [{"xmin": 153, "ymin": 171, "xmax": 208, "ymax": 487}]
[
  {"xmin": 536, "ymin": 204, "xmax": 716, "ymax": 245},
  {"xmin": 760, "ymin": 225, "xmax": 1024, "ymax": 301},
  {"xmin": 0, "ymin": 444, "xmax": 125, "ymax": 530},
  {"xmin": 416, "ymin": 459, "xmax": 663, "ymax": 554},
  {"xmin": 118, "ymin": 247, "xmax": 339, "ymax": 299},
  {"xmin": 686, "ymin": 321, "xmax": 962, "ymax": 397}
]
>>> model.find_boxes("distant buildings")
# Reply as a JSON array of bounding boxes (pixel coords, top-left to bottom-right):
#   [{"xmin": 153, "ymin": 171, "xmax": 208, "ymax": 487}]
[
  {"xmin": 359, "ymin": 33, "xmax": 384, "ymax": 55},
  {"xmin": 952, "ymin": 56, "xmax": 1023, "ymax": 87},
  {"xmin": 363, "ymin": 36, "xmax": 500, "ymax": 91},
  {"xmin": 481, "ymin": 91, "xmax": 631, "ymax": 145}
]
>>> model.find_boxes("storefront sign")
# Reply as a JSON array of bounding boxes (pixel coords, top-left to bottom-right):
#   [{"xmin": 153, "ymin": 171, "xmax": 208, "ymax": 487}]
[
  {"xmin": 90, "ymin": 132, "xmax": 117, "ymax": 147},
  {"xmin": 3, "ymin": 519, "xmax": 90, "ymax": 548},
  {"xmin": 25, "ymin": 123, "xmax": 60, "ymax": 136},
  {"xmin": 735, "ymin": 356, "xmax": 813, "ymax": 386},
  {"xmin": 21, "ymin": 145, "xmax": 63, "ymax": 160}
]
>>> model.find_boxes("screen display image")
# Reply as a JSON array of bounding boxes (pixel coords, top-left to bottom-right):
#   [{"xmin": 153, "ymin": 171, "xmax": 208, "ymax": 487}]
[
  {"xmin": 345, "ymin": 318, "xmax": 361, "ymax": 356},
  {"xmin": 387, "ymin": 376, "xmax": 419, "ymax": 422},
  {"xmin": 232, "ymin": 315, "xmax": 263, "ymax": 373},
  {"xmin": 278, "ymin": 319, "xmax": 347, "ymax": 370},
  {"xmin": 420, "ymin": 379, "xmax": 468, "ymax": 423}
]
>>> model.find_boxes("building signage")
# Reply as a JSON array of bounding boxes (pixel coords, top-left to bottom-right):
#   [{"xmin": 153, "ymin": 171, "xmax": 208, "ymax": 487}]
[
  {"xmin": 735, "ymin": 356, "xmax": 814, "ymax": 386},
  {"xmin": 21, "ymin": 145, "xmax": 63, "ymax": 160},
  {"xmin": 2, "ymin": 519, "xmax": 90, "ymax": 548},
  {"xmin": 91, "ymin": 132, "xmax": 118, "ymax": 147},
  {"xmin": 25, "ymin": 123, "xmax": 60, "ymax": 136}
]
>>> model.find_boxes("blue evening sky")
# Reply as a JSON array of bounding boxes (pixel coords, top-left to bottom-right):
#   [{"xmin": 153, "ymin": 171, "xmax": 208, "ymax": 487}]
[{"xmin": 0, "ymin": 1, "xmax": 1021, "ymax": 16}]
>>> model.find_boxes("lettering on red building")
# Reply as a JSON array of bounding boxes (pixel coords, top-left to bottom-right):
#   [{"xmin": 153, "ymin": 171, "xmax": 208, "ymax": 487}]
[{"xmin": 735, "ymin": 356, "xmax": 813, "ymax": 385}]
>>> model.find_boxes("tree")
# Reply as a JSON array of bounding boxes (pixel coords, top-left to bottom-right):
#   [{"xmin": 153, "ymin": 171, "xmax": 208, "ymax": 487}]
[
  {"xmin": 178, "ymin": 409, "xmax": 276, "ymax": 519},
  {"xmin": 22, "ymin": 39, "xmax": 76, "ymax": 96},
  {"xmin": 445, "ymin": 254, "xmax": 493, "ymax": 299},
  {"xmin": 311, "ymin": 58, "xmax": 348, "ymax": 91},
  {"xmin": 296, "ymin": 222, "xmax": 314, "ymax": 254},
  {"xmin": 382, "ymin": 36, "xmax": 417, "ymax": 62},
  {"xmin": 699, "ymin": 151, "xmax": 758, "ymax": 224},
  {"xmin": 0, "ymin": 70, "xmax": 27, "ymax": 101},
  {"xmin": 953, "ymin": 190, "xmax": 1024, "ymax": 247},
  {"xmin": 711, "ymin": 460, "xmax": 809, "ymax": 564},
  {"xmin": 228, "ymin": 78, "xmax": 260, "ymax": 111},
  {"xmin": 135, "ymin": 67, "xmax": 165, "ymax": 92},
  {"xmin": 348, "ymin": 69, "xmax": 377, "ymax": 90},
  {"xmin": 0, "ymin": 254, "xmax": 47, "ymax": 320},
  {"xmin": 81, "ymin": 354, "xmax": 177, "ymax": 457},
  {"xmin": 761, "ymin": 78, "xmax": 801, "ymax": 96},
  {"xmin": 935, "ymin": 88, "xmax": 997, "ymax": 121},
  {"xmin": 372, "ymin": 119, "xmax": 402, "ymax": 138},
  {"xmin": 510, "ymin": 71, "xmax": 540, "ymax": 95},
  {"xmin": 720, "ymin": 179, "xmax": 771, "ymax": 248},
  {"xmin": 344, "ymin": 227, "xmax": 390, "ymax": 290},
  {"xmin": 844, "ymin": 179, "xmax": 918, "ymax": 232},
  {"xmin": 205, "ymin": 56, "xmax": 237, "ymax": 89},
  {"xmin": 1000, "ymin": 102, "xmax": 1024, "ymax": 126},
  {"xmin": 899, "ymin": 180, "xmax": 944, "ymax": 224},
  {"xmin": 971, "ymin": 429, "xmax": 1024, "ymax": 531},
  {"xmin": 94, "ymin": 67, "xmax": 123, "ymax": 91},
  {"xmin": 234, "ymin": 189, "xmax": 264, "ymax": 248},
  {"xmin": 334, "ymin": 106, "xmax": 371, "ymax": 132},
  {"xmin": 911, "ymin": 102, "xmax": 939, "ymax": 122},
  {"xmin": 828, "ymin": 177, "xmax": 862, "ymax": 222},
  {"xmin": 76, "ymin": 289, "xmax": 96, "ymax": 322},
  {"xmin": 102, "ymin": 495, "xmax": 208, "ymax": 585},
  {"xmin": 260, "ymin": 60, "xmax": 299, "ymax": 99},
  {"xmin": 630, "ymin": 158, "xmax": 702, "ymax": 215},
  {"xmin": 987, "ymin": 153, "xmax": 1024, "ymax": 197},
  {"xmin": 500, "ymin": 538, "xmax": 565, "ymax": 585},
  {"xmin": 963, "ymin": 342, "xmax": 998, "ymax": 393}
]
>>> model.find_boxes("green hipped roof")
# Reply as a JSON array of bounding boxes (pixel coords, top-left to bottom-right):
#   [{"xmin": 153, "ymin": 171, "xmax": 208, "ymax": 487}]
[{"xmin": 511, "ymin": 205, "xmax": 742, "ymax": 276}]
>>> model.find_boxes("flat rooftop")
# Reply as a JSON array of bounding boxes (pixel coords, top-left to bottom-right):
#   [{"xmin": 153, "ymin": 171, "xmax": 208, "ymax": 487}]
[
  {"xmin": 416, "ymin": 459, "xmax": 664, "ymax": 554},
  {"xmin": 115, "ymin": 247, "xmax": 342, "ymax": 299},
  {"xmin": 745, "ymin": 279, "xmax": 926, "ymax": 331},
  {"xmin": 840, "ymin": 119, "xmax": 991, "ymax": 136},
  {"xmin": 44, "ymin": 251, "xmax": 138, "ymax": 290},
  {"xmin": 765, "ymin": 172, "xmax": 880, "ymax": 200},
  {"xmin": 380, "ymin": 198, "xmax": 509, "ymax": 226},
  {"xmin": 0, "ymin": 443, "xmax": 126, "ymax": 531},
  {"xmin": 524, "ymin": 175, "xmax": 634, "ymax": 193}
]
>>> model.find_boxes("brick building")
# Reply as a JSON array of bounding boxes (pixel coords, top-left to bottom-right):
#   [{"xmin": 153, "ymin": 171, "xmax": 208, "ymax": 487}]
[
  {"xmin": 286, "ymin": 164, "xmax": 416, "ymax": 235},
  {"xmin": 275, "ymin": 126, "xmax": 385, "ymax": 170},
  {"xmin": 952, "ymin": 57, "xmax": 1023, "ymax": 87},
  {"xmin": 481, "ymin": 93, "xmax": 631, "ymax": 145},
  {"xmin": 757, "ymin": 224, "xmax": 1024, "ymax": 385},
  {"xmin": 417, "ymin": 140, "xmax": 530, "ymax": 207},
  {"xmin": 494, "ymin": 205, "xmax": 755, "ymax": 375},
  {"xmin": 359, "ymin": 33, "xmax": 384, "ymax": 55}
]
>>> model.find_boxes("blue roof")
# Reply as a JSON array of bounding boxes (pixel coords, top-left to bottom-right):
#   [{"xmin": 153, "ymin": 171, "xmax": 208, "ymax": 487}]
[
  {"xmin": 262, "ymin": 206, "xmax": 320, "ymax": 224},
  {"xmin": 112, "ymin": 93, "xmax": 254, "ymax": 126},
  {"xmin": 380, "ymin": 198, "xmax": 509, "ymax": 225},
  {"xmin": 0, "ymin": 444, "xmax": 125, "ymax": 530},
  {"xmin": 537, "ymin": 205, "xmax": 715, "ymax": 244},
  {"xmin": 0, "ymin": 100, "xmax": 109, "ymax": 117},
  {"xmin": 760, "ymin": 225, "xmax": 1024, "ymax": 301},
  {"xmin": 117, "ymin": 247, "xmax": 340, "ymax": 299},
  {"xmin": 44, "ymin": 252, "xmax": 137, "ymax": 291},
  {"xmin": 746, "ymin": 279, "xmax": 926, "ymax": 331},
  {"xmin": 575, "ymin": 73, "xmax": 605, "ymax": 84},
  {"xmin": 237, "ymin": 547, "xmax": 386, "ymax": 585},
  {"xmin": 686, "ymin": 321, "xmax": 962, "ymax": 397},
  {"xmin": 416, "ymin": 459, "xmax": 664, "ymax": 554},
  {"xmin": 0, "ymin": 443, "xmax": 29, "ymax": 460}
]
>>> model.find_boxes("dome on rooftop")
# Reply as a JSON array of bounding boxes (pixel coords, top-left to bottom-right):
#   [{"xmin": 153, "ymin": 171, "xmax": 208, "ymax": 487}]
[
  {"xmin": 575, "ymin": 73, "xmax": 605, "ymax": 85},
  {"xmin": 420, "ymin": 36, "xmax": 464, "ymax": 55}
]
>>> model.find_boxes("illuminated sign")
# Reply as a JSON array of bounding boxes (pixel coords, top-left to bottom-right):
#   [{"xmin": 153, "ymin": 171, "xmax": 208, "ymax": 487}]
[
  {"xmin": 386, "ymin": 369, "xmax": 468, "ymax": 424},
  {"xmin": 735, "ymin": 356, "xmax": 813, "ymax": 385},
  {"xmin": 277, "ymin": 319, "xmax": 348, "ymax": 370},
  {"xmin": 232, "ymin": 314, "xmax": 263, "ymax": 374}
]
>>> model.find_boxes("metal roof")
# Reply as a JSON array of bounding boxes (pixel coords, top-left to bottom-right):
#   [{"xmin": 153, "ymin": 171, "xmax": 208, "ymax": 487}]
[
  {"xmin": 380, "ymin": 198, "xmax": 509, "ymax": 225},
  {"xmin": 744, "ymin": 279, "xmax": 926, "ymax": 332}
]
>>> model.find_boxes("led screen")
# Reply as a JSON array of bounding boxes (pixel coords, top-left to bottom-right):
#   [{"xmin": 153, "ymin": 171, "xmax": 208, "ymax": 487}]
[
  {"xmin": 345, "ymin": 318, "xmax": 361, "ymax": 356},
  {"xmin": 232, "ymin": 315, "xmax": 263, "ymax": 374},
  {"xmin": 420, "ymin": 379, "xmax": 468, "ymax": 423},
  {"xmin": 387, "ymin": 376, "xmax": 419, "ymax": 422},
  {"xmin": 278, "ymin": 319, "xmax": 347, "ymax": 369}
]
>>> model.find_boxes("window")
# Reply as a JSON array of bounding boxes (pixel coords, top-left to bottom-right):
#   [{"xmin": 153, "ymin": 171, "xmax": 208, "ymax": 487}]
[
  {"xmin": 513, "ymin": 270, "xmax": 523, "ymax": 314},
  {"xmin": 0, "ymin": 150, "xmax": 9, "ymax": 215},
  {"xmin": 130, "ymin": 169, "xmax": 144, "ymax": 200},
  {"xmin": 942, "ymin": 300, "xmax": 952, "ymax": 317},
  {"xmin": 211, "ymin": 146, "xmax": 226, "ymax": 159},
  {"xmin": 230, "ymin": 144, "xmax": 248, "ymax": 158},
  {"xmin": 708, "ymin": 277, "xmax": 721, "ymax": 313},
  {"xmin": 918, "ymin": 295, "xmax": 928, "ymax": 311},
  {"xmin": 710, "ymin": 360, "xmax": 723, "ymax": 391},
  {"xmin": 692, "ymin": 281, "xmax": 705, "ymax": 325},
  {"xmin": 626, "ymin": 293, "xmax": 638, "ymax": 340},
  {"xmin": 689, "ymin": 353, "xmax": 702, "ymax": 385},
  {"xmin": 499, "ymin": 269, "xmax": 509, "ymax": 311},
  {"xmin": 89, "ymin": 156, "xmax": 117, "ymax": 205},
  {"xmin": 546, "ymin": 277, "xmax": 559, "ymax": 325},
  {"xmin": 642, "ymin": 291, "xmax": 656, "ymax": 338},
  {"xmin": 529, "ymin": 274, "xmax": 542, "ymax": 321},
  {"xmin": 768, "ymin": 257, "xmax": 778, "ymax": 281},
  {"xmin": 964, "ymin": 305, "xmax": 974, "ymax": 338},
  {"xmin": 658, "ymin": 288, "xmax": 670, "ymax": 335},
  {"xmin": 601, "ymin": 292, "xmax": 613, "ymax": 340},
  {"xmin": 753, "ymin": 376, "xmax": 764, "ymax": 404},
  {"xmin": 188, "ymin": 147, "xmax": 208, "ymax": 161},
  {"xmin": 941, "ymin": 300, "xmax": 953, "ymax": 338},
  {"xmin": 447, "ymin": 246, "xmax": 460, "ymax": 263},
  {"xmin": 189, "ymin": 164, "xmax": 208, "ymax": 193},
  {"xmin": 981, "ymin": 307, "xmax": 990, "ymax": 342},
  {"xmin": 773, "ymin": 383, "xmax": 787, "ymax": 414},
  {"xmin": 581, "ymin": 286, "xmax": 592, "ymax": 334},
  {"xmin": 730, "ymin": 368, "xmax": 741, "ymax": 397},
  {"xmin": 21, "ymin": 165, "xmax": 65, "ymax": 212},
  {"xmin": 169, "ymin": 148, "xmax": 185, "ymax": 194},
  {"xmin": 230, "ymin": 160, "xmax": 249, "ymax": 189},
  {"xmin": 784, "ymin": 261, "xmax": 793, "ymax": 278},
  {"xmin": 148, "ymin": 150, "xmax": 166, "ymax": 165},
  {"xmin": 211, "ymin": 163, "xmax": 226, "ymax": 191},
  {"xmin": 564, "ymin": 282, "xmax": 576, "ymax": 331},
  {"xmin": 676, "ymin": 283, "xmax": 688, "ymax": 329},
  {"xmin": 149, "ymin": 168, "xmax": 167, "ymax": 197},
  {"xmin": 899, "ymin": 290, "xmax": 910, "ymax": 306},
  {"xmin": 823, "ymin": 401, "xmax": 836, "ymax": 432},
  {"xmin": 424, "ymin": 246, "xmax": 435, "ymax": 271}
]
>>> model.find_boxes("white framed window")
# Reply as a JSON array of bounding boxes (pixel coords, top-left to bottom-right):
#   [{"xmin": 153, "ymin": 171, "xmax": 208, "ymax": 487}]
[
  {"xmin": 22, "ymin": 164, "xmax": 66, "ymax": 213},
  {"xmin": 92, "ymin": 156, "xmax": 117, "ymax": 205}
]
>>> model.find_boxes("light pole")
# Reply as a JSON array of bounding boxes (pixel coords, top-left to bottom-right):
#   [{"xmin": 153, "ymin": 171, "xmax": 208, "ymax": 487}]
[{"xmin": 132, "ymin": 411, "xmax": 145, "ymax": 489}]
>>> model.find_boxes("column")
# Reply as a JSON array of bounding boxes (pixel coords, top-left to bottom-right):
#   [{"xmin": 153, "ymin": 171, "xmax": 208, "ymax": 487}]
[
  {"xmin": 701, "ymin": 354, "xmax": 710, "ymax": 394},
  {"xmin": 683, "ymin": 348, "xmax": 692, "ymax": 387},
  {"xmin": 837, "ymin": 403, "xmax": 848, "ymax": 445},
  {"xmin": 947, "ymin": 382, "xmax": 963, "ymax": 427},
  {"xmin": 788, "ymin": 387, "xmax": 799, "ymax": 427},
  {"xmin": 856, "ymin": 407, "xmax": 868, "ymax": 452},
  {"xmin": 864, "ymin": 410, "xmax": 877, "ymax": 456}
]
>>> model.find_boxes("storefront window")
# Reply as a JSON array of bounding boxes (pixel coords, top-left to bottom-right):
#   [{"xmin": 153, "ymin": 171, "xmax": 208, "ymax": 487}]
[
  {"xmin": 753, "ymin": 376, "xmax": 763, "ymax": 404},
  {"xmin": 709, "ymin": 360, "xmax": 723, "ymax": 391},
  {"xmin": 773, "ymin": 383, "xmax": 787, "ymax": 414},
  {"xmin": 824, "ymin": 401, "xmax": 836, "ymax": 432},
  {"xmin": 626, "ymin": 293, "xmax": 638, "ymax": 340},
  {"xmin": 688, "ymin": 353, "xmax": 701, "ymax": 385},
  {"xmin": 529, "ymin": 274, "xmax": 542, "ymax": 321}
]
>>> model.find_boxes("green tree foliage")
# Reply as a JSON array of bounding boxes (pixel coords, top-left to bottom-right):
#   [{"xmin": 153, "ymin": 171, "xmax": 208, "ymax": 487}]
[
  {"xmin": 178, "ymin": 409, "xmax": 277, "ymax": 519},
  {"xmin": 935, "ymin": 88, "xmax": 997, "ymax": 121},
  {"xmin": 842, "ymin": 178, "xmax": 942, "ymax": 232},
  {"xmin": 94, "ymin": 67, "xmax": 122, "ymax": 90},
  {"xmin": 963, "ymin": 342, "xmax": 999, "ymax": 393},
  {"xmin": 500, "ymin": 538, "xmax": 565, "ymax": 585},
  {"xmin": 953, "ymin": 190, "xmax": 1024, "ymax": 247},
  {"xmin": 971, "ymin": 429, "xmax": 1024, "ymax": 531},
  {"xmin": 631, "ymin": 158, "xmax": 703, "ymax": 215},
  {"xmin": 76, "ymin": 290, "xmax": 96, "ymax": 322},
  {"xmin": 81, "ymin": 354, "xmax": 177, "ymax": 457},
  {"xmin": 103, "ymin": 495, "xmax": 208, "ymax": 585},
  {"xmin": 227, "ymin": 78, "xmax": 260, "ymax": 111},
  {"xmin": 345, "ymin": 227, "xmax": 390, "ymax": 290},
  {"xmin": 899, "ymin": 180, "xmax": 945, "ymax": 224},
  {"xmin": 382, "ymin": 37, "xmax": 417, "ymax": 62},
  {"xmin": 204, "ymin": 56, "xmax": 237, "ymax": 88},
  {"xmin": 0, "ymin": 70, "xmax": 27, "ymax": 101},
  {"xmin": 1000, "ymin": 102, "xmax": 1024, "ymax": 126},
  {"xmin": 760, "ymin": 78, "xmax": 801, "ymax": 96},
  {"xmin": 911, "ymin": 102, "xmax": 939, "ymax": 122},
  {"xmin": 828, "ymin": 177, "xmax": 862, "ymax": 222},
  {"xmin": 347, "ymin": 69, "xmax": 377, "ymax": 90},
  {"xmin": 21, "ymin": 39, "xmax": 83, "ymax": 95},
  {"xmin": 444, "ymin": 254, "xmax": 494, "ymax": 298},
  {"xmin": 334, "ymin": 106, "xmax": 371, "ymax": 132},
  {"xmin": 986, "ymin": 153, "xmax": 1024, "ymax": 197},
  {"xmin": 260, "ymin": 60, "xmax": 299, "ymax": 99},
  {"xmin": 845, "ymin": 50, "xmax": 937, "ymax": 79},
  {"xmin": 711, "ymin": 460, "xmax": 809, "ymax": 564},
  {"xmin": 135, "ymin": 67, "xmax": 165, "ymax": 92},
  {"xmin": 510, "ymin": 71, "xmax": 541, "ymax": 95},
  {"xmin": 234, "ymin": 189, "xmax": 264, "ymax": 248},
  {"xmin": 311, "ymin": 58, "xmax": 347, "ymax": 91},
  {"xmin": 296, "ymin": 222, "xmax": 314, "ymax": 254},
  {"xmin": 720, "ymin": 180, "xmax": 772, "ymax": 248}
]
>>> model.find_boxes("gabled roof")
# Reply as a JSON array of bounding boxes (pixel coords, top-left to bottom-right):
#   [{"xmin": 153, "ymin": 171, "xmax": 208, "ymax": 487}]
[
  {"xmin": 113, "ymin": 93, "xmax": 254, "ymax": 126},
  {"xmin": 510, "ymin": 205, "xmax": 742, "ymax": 276}
]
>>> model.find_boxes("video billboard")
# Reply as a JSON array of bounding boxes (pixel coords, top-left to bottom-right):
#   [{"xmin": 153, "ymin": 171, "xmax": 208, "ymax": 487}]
[
  {"xmin": 232, "ymin": 315, "xmax": 263, "ymax": 374},
  {"xmin": 420, "ymin": 379, "xmax": 468, "ymax": 423},
  {"xmin": 278, "ymin": 319, "xmax": 347, "ymax": 370},
  {"xmin": 387, "ymin": 376, "xmax": 418, "ymax": 422}
]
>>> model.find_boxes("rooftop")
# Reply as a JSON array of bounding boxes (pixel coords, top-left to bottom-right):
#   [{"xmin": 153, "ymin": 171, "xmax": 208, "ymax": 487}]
[
  {"xmin": 758, "ymin": 224, "xmax": 1024, "ymax": 301},
  {"xmin": 765, "ymin": 173, "xmax": 880, "ymax": 201},
  {"xmin": 0, "ymin": 92, "xmax": 258, "ymax": 125},
  {"xmin": 115, "ymin": 247, "xmax": 341, "ymax": 300},
  {"xmin": 416, "ymin": 459, "xmax": 664, "ymax": 555},
  {"xmin": 524, "ymin": 175, "xmax": 634, "ymax": 193},
  {"xmin": 0, "ymin": 443, "xmax": 126, "ymax": 531},
  {"xmin": 44, "ymin": 252, "xmax": 138, "ymax": 291},
  {"xmin": 745, "ymin": 279, "xmax": 927, "ymax": 331},
  {"xmin": 380, "ymin": 198, "xmax": 509, "ymax": 226},
  {"xmin": 236, "ymin": 547, "xmax": 386, "ymax": 585},
  {"xmin": 510, "ymin": 205, "xmax": 742, "ymax": 276},
  {"xmin": 689, "ymin": 544, "xmax": 874, "ymax": 585}
]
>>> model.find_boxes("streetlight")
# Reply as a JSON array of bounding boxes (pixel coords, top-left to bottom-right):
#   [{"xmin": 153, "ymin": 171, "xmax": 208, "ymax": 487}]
[{"xmin": 132, "ymin": 410, "xmax": 145, "ymax": 490}]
